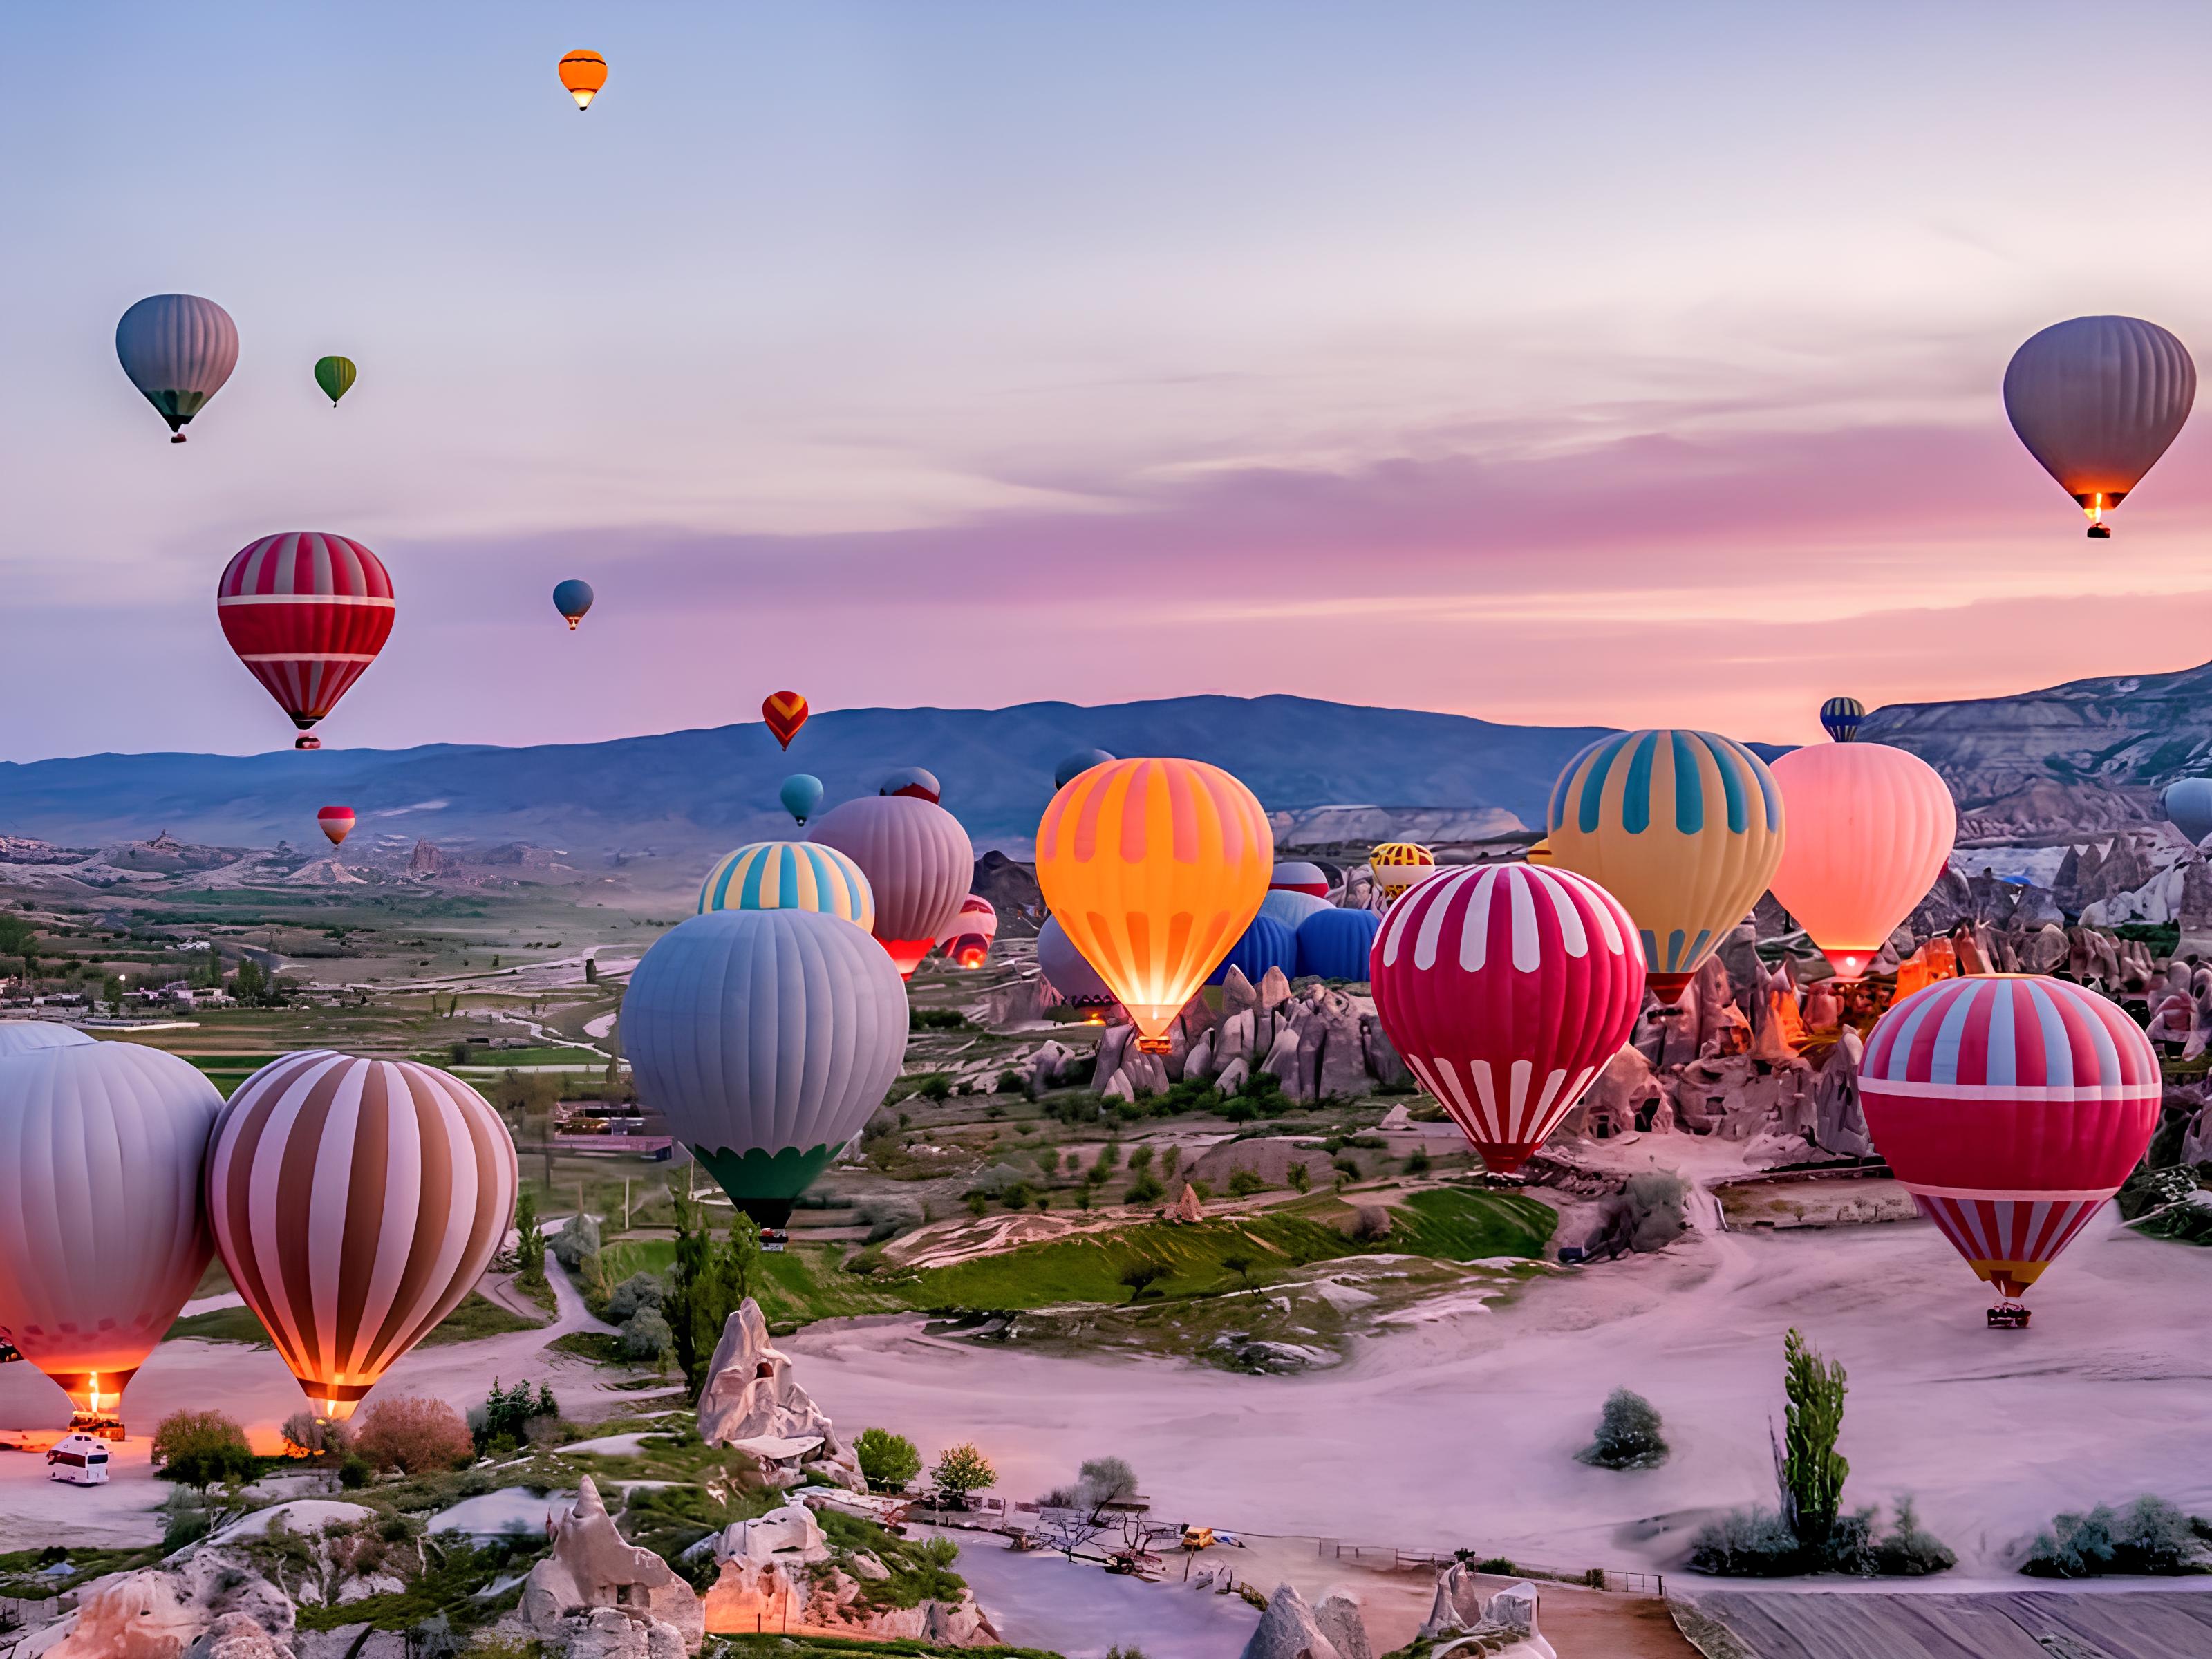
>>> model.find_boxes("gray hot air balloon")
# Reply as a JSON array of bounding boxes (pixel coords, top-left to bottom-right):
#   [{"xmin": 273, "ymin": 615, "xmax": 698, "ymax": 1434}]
[
  {"xmin": 813, "ymin": 792, "xmax": 973, "ymax": 978},
  {"xmin": 1055, "ymin": 748, "xmax": 1114, "ymax": 789},
  {"xmin": 622, "ymin": 907, "xmax": 908, "ymax": 1226},
  {"xmin": 0, "ymin": 1021, "xmax": 93, "ymax": 1058},
  {"xmin": 2165, "ymin": 778, "xmax": 2212, "ymax": 847},
  {"xmin": 0, "ymin": 1042, "xmax": 223, "ymax": 1419},
  {"xmin": 1037, "ymin": 914, "xmax": 1114, "ymax": 1007},
  {"xmin": 115, "ymin": 294, "xmax": 239, "ymax": 442}
]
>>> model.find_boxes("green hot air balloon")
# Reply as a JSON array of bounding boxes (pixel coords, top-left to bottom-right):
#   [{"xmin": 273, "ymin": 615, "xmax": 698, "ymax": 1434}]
[{"xmin": 314, "ymin": 356, "xmax": 357, "ymax": 407}]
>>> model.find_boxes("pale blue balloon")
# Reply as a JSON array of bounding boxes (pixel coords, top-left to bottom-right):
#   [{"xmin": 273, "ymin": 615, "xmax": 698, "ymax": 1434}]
[
  {"xmin": 780, "ymin": 773, "xmax": 824, "ymax": 825},
  {"xmin": 2166, "ymin": 778, "xmax": 2212, "ymax": 846}
]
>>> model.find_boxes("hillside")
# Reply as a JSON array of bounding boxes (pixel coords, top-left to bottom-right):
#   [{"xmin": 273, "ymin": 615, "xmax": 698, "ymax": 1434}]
[{"xmin": 0, "ymin": 695, "xmax": 1613, "ymax": 866}]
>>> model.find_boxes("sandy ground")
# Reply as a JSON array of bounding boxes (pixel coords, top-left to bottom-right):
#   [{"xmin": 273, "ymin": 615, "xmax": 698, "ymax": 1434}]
[
  {"xmin": 0, "ymin": 1254, "xmax": 617, "ymax": 1550},
  {"xmin": 788, "ymin": 1209, "xmax": 2212, "ymax": 1583}
]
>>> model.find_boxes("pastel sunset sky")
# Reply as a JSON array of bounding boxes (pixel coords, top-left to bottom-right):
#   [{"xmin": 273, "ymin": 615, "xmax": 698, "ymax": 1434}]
[{"xmin": 10, "ymin": 2, "xmax": 2212, "ymax": 760}]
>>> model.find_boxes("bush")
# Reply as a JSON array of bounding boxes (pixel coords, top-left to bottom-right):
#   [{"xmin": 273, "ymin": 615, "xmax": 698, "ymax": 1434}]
[
  {"xmin": 996, "ymin": 1069, "xmax": 1028, "ymax": 1096},
  {"xmin": 1873, "ymin": 1496, "xmax": 1957, "ymax": 1576},
  {"xmin": 1619, "ymin": 1170, "xmax": 1688, "ymax": 1251},
  {"xmin": 1404, "ymin": 1147, "xmax": 1432, "ymax": 1176},
  {"xmin": 1348, "ymin": 1204, "xmax": 1392, "ymax": 1241},
  {"xmin": 916, "ymin": 1074, "xmax": 953, "ymax": 1102},
  {"xmin": 931, "ymin": 1443, "xmax": 996, "ymax": 1507},
  {"xmin": 552, "ymin": 1212, "xmax": 601, "ymax": 1272},
  {"xmin": 1118, "ymin": 1262, "xmax": 1170, "ymax": 1300},
  {"xmin": 1124, "ymin": 1173, "xmax": 1166, "ymax": 1206},
  {"xmin": 965, "ymin": 1192, "xmax": 989, "ymax": 1217},
  {"xmin": 856, "ymin": 1428, "xmax": 923, "ymax": 1492},
  {"xmin": 337, "ymin": 1456, "xmax": 371, "ymax": 1490},
  {"xmin": 153, "ymin": 1409, "xmax": 257, "ymax": 1497},
  {"xmin": 2117, "ymin": 1164, "xmax": 2197, "ymax": 1221},
  {"xmin": 843, "ymin": 1246, "xmax": 888, "ymax": 1277},
  {"xmin": 357, "ymin": 1396, "xmax": 476, "ymax": 1474},
  {"xmin": 2023, "ymin": 1497, "xmax": 2201, "ymax": 1577},
  {"xmin": 281, "ymin": 1412, "xmax": 351, "ymax": 1462},
  {"xmin": 606, "ymin": 1271, "xmax": 664, "ymax": 1322},
  {"xmin": 621, "ymin": 1306, "xmax": 674, "ymax": 1360},
  {"xmin": 1689, "ymin": 1507, "xmax": 1807, "ymax": 1576},
  {"xmin": 1579, "ymin": 1388, "xmax": 1668, "ymax": 1470},
  {"xmin": 1226, "ymin": 1169, "xmax": 1266, "ymax": 1198}
]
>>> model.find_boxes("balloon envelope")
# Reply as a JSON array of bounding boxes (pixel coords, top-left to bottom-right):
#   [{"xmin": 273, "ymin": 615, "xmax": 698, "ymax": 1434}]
[
  {"xmin": 1544, "ymin": 730, "xmax": 1785, "ymax": 1002},
  {"xmin": 624, "ymin": 909, "xmax": 908, "ymax": 1224},
  {"xmin": 2004, "ymin": 316, "xmax": 2195, "ymax": 532},
  {"xmin": 1035, "ymin": 758, "xmax": 1272, "ymax": 1042},
  {"xmin": 1206, "ymin": 914, "xmax": 1298, "ymax": 987},
  {"xmin": 2164, "ymin": 778, "xmax": 2212, "ymax": 847},
  {"xmin": 1369, "ymin": 843, "xmax": 1436, "ymax": 901},
  {"xmin": 1767, "ymin": 743, "xmax": 1956, "ymax": 981},
  {"xmin": 559, "ymin": 49, "xmax": 608, "ymax": 109},
  {"xmin": 553, "ymin": 579, "xmax": 594, "ymax": 630},
  {"xmin": 780, "ymin": 774, "xmax": 825, "ymax": 825},
  {"xmin": 207, "ymin": 1053, "xmax": 517, "ymax": 1419},
  {"xmin": 0, "ymin": 1021, "xmax": 93, "ymax": 1058},
  {"xmin": 116, "ymin": 294, "xmax": 238, "ymax": 440},
  {"xmin": 1819, "ymin": 697, "xmax": 1866, "ymax": 743},
  {"xmin": 814, "ymin": 794, "xmax": 973, "ymax": 979},
  {"xmin": 217, "ymin": 533, "xmax": 395, "ymax": 747},
  {"xmin": 937, "ymin": 894, "xmax": 999, "ymax": 968},
  {"xmin": 1371, "ymin": 863, "xmax": 1645, "ymax": 1173},
  {"xmin": 762, "ymin": 691, "xmax": 809, "ymax": 750},
  {"xmin": 697, "ymin": 840, "xmax": 874, "ymax": 935},
  {"xmin": 314, "ymin": 356, "xmax": 357, "ymax": 406},
  {"xmin": 1861, "ymin": 977, "xmax": 2157, "ymax": 1299},
  {"xmin": 0, "ymin": 1043, "xmax": 223, "ymax": 1414},
  {"xmin": 1055, "ymin": 749, "xmax": 1115, "ymax": 789},
  {"xmin": 1295, "ymin": 907, "xmax": 1381, "ymax": 982},
  {"xmin": 318, "ymin": 805, "xmax": 356, "ymax": 847},
  {"xmin": 1271, "ymin": 861, "xmax": 1331, "ymax": 897},
  {"xmin": 1038, "ymin": 915, "xmax": 1114, "ymax": 1006},
  {"xmin": 881, "ymin": 767, "xmax": 941, "ymax": 803},
  {"xmin": 1258, "ymin": 888, "xmax": 1332, "ymax": 932}
]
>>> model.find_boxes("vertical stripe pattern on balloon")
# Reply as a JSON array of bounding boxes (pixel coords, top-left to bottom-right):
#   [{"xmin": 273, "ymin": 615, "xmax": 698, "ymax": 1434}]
[{"xmin": 696, "ymin": 840, "xmax": 875, "ymax": 934}]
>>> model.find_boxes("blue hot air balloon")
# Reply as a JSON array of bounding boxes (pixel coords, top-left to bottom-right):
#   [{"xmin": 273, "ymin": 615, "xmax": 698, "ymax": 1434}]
[
  {"xmin": 880, "ymin": 767, "xmax": 941, "ymax": 803},
  {"xmin": 780, "ymin": 774, "xmax": 825, "ymax": 826},
  {"xmin": 1294, "ymin": 907, "xmax": 1382, "ymax": 982},
  {"xmin": 622, "ymin": 908, "xmax": 908, "ymax": 1225},
  {"xmin": 2165, "ymin": 779, "xmax": 2212, "ymax": 847},
  {"xmin": 553, "ymin": 579, "xmax": 594, "ymax": 630},
  {"xmin": 1206, "ymin": 914, "xmax": 1298, "ymax": 987},
  {"xmin": 1258, "ymin": 888, "xmax": 1331, "ymax": 933},
  {"xmin": 1819, "ymin": 697, "xmax": 1866, "ymax": 742},
  {"xmin": 116, "ymin": 294, "xmax": 238, "ymax": 442},
  {"xmin": 1055, "ymin": 748, "xmax": 1115, "ymax": 789}
]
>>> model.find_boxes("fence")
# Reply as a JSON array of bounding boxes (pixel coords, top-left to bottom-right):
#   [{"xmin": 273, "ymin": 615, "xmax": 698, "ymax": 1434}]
[{"xmin": 1313, "ymin": 1539, "xmax": 1662, "ymax": 1597}]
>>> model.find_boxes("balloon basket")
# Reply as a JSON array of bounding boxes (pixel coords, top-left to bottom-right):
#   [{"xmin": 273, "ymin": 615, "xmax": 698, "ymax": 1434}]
[
  {"xmin": 169, "ymin": 433, "xmax": 186, "ymax": 444},
  {"xmin": 68, "ymin": 1413, "xmax": 126, "ymax": 1442},
  {"xmin": 2086, "ymin": 525, "xmax": 2110, "ymax": 540},
  {"xmin": 295, "ymin": 735, "xmax": 321, "ymax": 750},
  {"xmin": 1136, "ymin": 1038, "xmax": 1172, "ymax": 1055},
  {"xmin": 1987, "ymin": 1302, "xmax": 2031, "ymax": 1330}
]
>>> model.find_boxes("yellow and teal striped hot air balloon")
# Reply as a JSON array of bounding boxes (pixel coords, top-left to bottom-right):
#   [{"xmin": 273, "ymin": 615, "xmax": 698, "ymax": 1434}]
[
  {"xmin": 1544, "ymin": 730, "xmax": 1785, "ymax": 1004},
  {"xmin": 697, "ymin": 841, "xmax": 875, "ymax": 935}
]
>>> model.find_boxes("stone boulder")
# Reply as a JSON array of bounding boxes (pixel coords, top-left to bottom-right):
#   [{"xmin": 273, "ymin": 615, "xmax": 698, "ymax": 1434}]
[
  {"xmin": 1360, "ymin": 1015, "xmax": 1411, "ymax": 1090},
  {"xmin": 551, "ymin": 1609, "xmax": 688, "ymax": 1659},
  {"xmin": 521, "ymin": 1477, "xmax": 703, "ymax": 1653},
  {"xmin": 181, "ymin": 1615, "xmax": 291, "ymax": 1659},
  {"xmin": 696, "ymin": 1300, "xmax": 864, "ymax": 1491},
  {"xmin": 702, "ymin": 1500, "xmax": 997, "ymax": 1645},
  {"xmin": 1312, "ymin": 1593, "xmax": 1373, "ymax": 1659},
  {"xmin": 49, "ymin": 1551, "xmax": 295, "ymax": 1659},
  {"xmin": 1240, "ymin": 1584, "xmax": 1342, "ymax": 1659}
]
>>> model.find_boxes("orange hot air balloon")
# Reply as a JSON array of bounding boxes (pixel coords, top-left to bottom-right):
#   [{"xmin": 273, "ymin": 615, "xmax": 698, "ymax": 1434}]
[
  {"xmin": 559, "ymin": 50, "xmax": 608, "ymax": 110},
  {"xmin": 1767, "ymin": 740, "xmax": 1957, "ymax": 982},
  {"xmin": 763, "ymin": 691, "xmax": 809, "ymax": 750},
  {"xmin": 1035, "ymin": 758, "xmax": 1273, "ymax": 1051},
  {"xmin": 318, "ymin": 805, "xmax": 356, "ymax": 847}
]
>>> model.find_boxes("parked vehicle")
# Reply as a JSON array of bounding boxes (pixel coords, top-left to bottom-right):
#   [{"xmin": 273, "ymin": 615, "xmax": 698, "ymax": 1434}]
[{"xmin": 47, "ymin": 1433, "xmax": 111, "ymax": 1485}]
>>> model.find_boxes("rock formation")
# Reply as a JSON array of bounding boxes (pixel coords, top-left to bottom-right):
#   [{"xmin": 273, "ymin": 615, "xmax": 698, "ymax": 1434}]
[
  {"xmin": 695, "ymin": 1300, "xmax": 864, "ymax": 1491},
  {"xmin": 1240, "ymin": 1584, "xmax": 1345, "ymax": 1659},
  {"xmin": 48, "ymin": 1550, "xmax": 295, "ymax": 1659},
  {"xmin": 519, "ymin": 1476, "xmax": 702, "ymax": 1653},
  {"xmin": 700, "ymin": 1499, "xmax": 997, "ymax": 1646},
  {"xmin": 1416, "ymin": 1565, "xmax": 1553, "ymax": 1656}
]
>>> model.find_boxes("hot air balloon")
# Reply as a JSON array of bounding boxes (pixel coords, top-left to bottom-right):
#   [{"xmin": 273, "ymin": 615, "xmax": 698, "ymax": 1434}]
[
  {"xmin": 2004, "ymin": 316, "xmax": 2196, "ymax": 538},
  {"xmin": 1768, "ymin": 741, "xmax": 1956, "ymax": 982},
  {"xmin": 696, "ymin": 839, "xmax": 874, "ymax": 934},
  {"xmin": 217, "ymin": 532, "xmax": 395, "ymax": 749},
  {"xmin": 553, "ymin": 579, "xmax": 594, "ymax": 630},
  {"xmin": 1038, "ymin": 915, "xmax": 1116, "ymax": 1009},
  {"xmin": 1371, "ymin": 863, "xmax": 1645, "ymax": 1174},
  {"xmin": 116, "ymin": 295, "xmax": 238, "ymax": 443},
  {"xmin": 880, "ymin": 767, "xmax": 941, "ymax": 803},
  {"xmin": 937, "ymin": 894, "xmax": 999, "ymax": 968},
  {"xmin": 624, "ymin": 908, "xmax": 907, "ymax": 1224},
  {"xmin": 559, "ymin": 49, "xmax": 608, "ymax": 109},
  {"xmin": 0, "ymin": 1021, "xmax": 92, "ymax": 1057},
  {"xmin": 2164, "ymin": 779, "xmax": 2212, "ymax": 847},
  {"xmin": 1205, "ymin": 913, "xmax": 1297, "ymax": 987},
  {"xmin": 1271, "ymin": 861, "xmax": 1331, "ymax": 898},
  {"xmin": 314, "ymin": 356, "xmax": 357, "ymax": 407},
  {"xmin": 1860, "ymin": 976, "xmax": 2157, "ymax": 1312},
  {"xmin": 318, "ymin": 805, "xmax": 357, "ymax": 848},
  {"xmin": 1055, "ymin": 749, "xmax": 1115, "ymax": 790},
  {"xmin": 1258, "ymin": 887, "xmax": 1331, "ymax": 932},
  {"xmin": 0, "ymin": 1043, "xmax": 223, "ymax": 1419},
  {"xmin": 814, "ymin": 794, "xmax": 973, "ymax": 978},
  {"xmin": 1295, "ymin": 906, "xmax": 1381, "ymax": 982},
  {"xmin": 780, "ymin": 774, "xmax": 824, "ymax": 827},
  {"xmin": 1544, "ymin": 731, "xmax": 1785, "ymax": 1004},
  {"xmin": 762, "ymin": 691, "xmax": 809, "ymax": 750},
  {"xmin": 206, "ymin": 1053, "xmax": 516, "ymax": 1420},
  {"xmin": 1035, "ymin": 758, "xmax": 1272, "ymax": 1049},
  {"xmin": 1369, "ymin": 843, "xmax": 1436, "ymax": 902},
  {"xmin": 1819, "ymin": 697, "xmax": 1866, "ymax": 743}
]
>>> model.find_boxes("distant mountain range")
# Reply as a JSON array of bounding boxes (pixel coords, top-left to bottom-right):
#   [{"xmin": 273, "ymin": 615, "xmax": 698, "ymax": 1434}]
[{"xmin": 0, "ymin": 696, "xmax": 1615, "ymax": 871}]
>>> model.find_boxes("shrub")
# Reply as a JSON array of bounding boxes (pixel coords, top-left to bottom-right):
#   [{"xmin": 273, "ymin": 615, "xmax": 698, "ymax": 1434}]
[
  {"xmin": 966, "ymin": 1193, "xmax": 989, "ymax": 1217},
  {"xmin": 1404, "ymin": 1147, "xmax": 1432, "ymax": 1176},
  {"xmin": 337, "ymin": 1456, "xmax": 371, "ymax": 1490},
  {"xmin": 1127, "ymin": 1145, "xmax": 1154, "ymax": 1173},
  {"xmin": 621, "ymin": 1306, "xmax": 674, "ymax": 1360},
  {"xmin": 996, "ymin": 1069, "xmax": 1028, "ymax": 1096},
  {"xmin": 1688, "ymin": 1507, "xmax": 1806, "ymax": 1576},
  {"xmin": 153, "ymin": 1409, "xmax": 257, "ymax": 1499},
  {"xmin": 1226, "ymin": 1169, "xmax": 1266, "ymax": 1198},
  {"xmin": 855, "ymin": 1428, "xmax": 923, "ymax": 1492},
  {"xmin": 1874, "ymin": 1497, "xmax": 1957, "ymax": 1576},
  {"xmin": 1619, "ymin": 1171, "xmax": 1689, "ymax": 1251},
  {"xmin": 357, "ymin": 1396, "xmax": 475, "ymax": 1475},
  {"xmin": 552, "ymin": 1212, "xmax": 600, "ymax": 1272},
  {"xmin": 1124, "ymin": 1173, "xmax": 1166, "ymax": 1206},
  {"xmin": 2117, "ymin": 1164, "xmax": 2196, "ymax": 1221},
  {"xmin": 1348, "ymin": 1204, "xmax": 1392, "ymax": 1241},
  {"xmin": 1579, "ymin": 1388, "xmax": 1668, "ymax": 1470},
  {"xmin": 1286, "ymin": 1163, "xmax": 1311, "ymax": 1194},
  {"xmin": 1161, "ymin": 1146, "xmax": 1181, "ymax": 1177},
  {"xmin": 843, "ymin": 1246, "xmax": 888, "ymax": 1277},
  {"xmin": 1118, "ymin": 1262, "xmax": 1170, "ymax": 1300},
  {"xmin": 606, "ymin": 1271, "xmax": 664, "ymax": 1322},
  {"xmin": 2023, "ymin": 1497, "xmax": 2201, "ymax": 1577},
  {"xmin": 916, "ymin": 1074, "xmax": 953, "ymax": 1103}
]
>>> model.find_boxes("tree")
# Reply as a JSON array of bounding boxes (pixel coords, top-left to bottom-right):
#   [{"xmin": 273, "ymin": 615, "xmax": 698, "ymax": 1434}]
[
  {"xmin": 1226, "ymin": 1169, "xmax": 1265, "ymax": 1198},
  {"xmin": 1580, "ymin": 1387, "xmax": 1668, "ymax": 1470},
  {"xmin": 153, "ymin": 1409, "xmax": 257, "ymax": 1515},
  {"xmin": 584, "ymin": 956, "xmax": 599, "ymax": 984},
  {"xmin": 552, "ymin": 1212, "xmax": 600, "ymax": 1272},
  {"xmin": 1220, "ymin": 1253, "xmax": 1256, "ymax": 1288},
  {"xmin": 855, "ymin": 1428, "xmax": 923, "ymax": 1492},
  {"xmin": 1123, "ymin": 1173, "xmax": 1165, "ymax": 1206},
  {"xmin": 512, "ymin": 1190, "xmax": 547, "ymax": 1288},
  {"xmin": 1777, "ymin": 1328, "xmax": 1848, "ymax": 1546},
  {"xmin": 232, "ymin": 956, "xmax": 268, "ymax": 1005},
  {"xmin": 357, "ymin": 1396, "xmax": 476, "ymax": 1474},
  {"xmin": 621, "ymin": 1306, "xmax": 673, "ymax": 1361},
  {"xmin": 280, "ymin": 1412, "xmax": 352, "ymax": 1463},
  {"xmin": 662, "ymin": 1190, "xmax": 762, "ymax": 1389},
  {"xmin": 1285, "ymin": 1162, "xmax": 1311, "ymax": 1194},
  {"xmin": 931, "ymin": 1443, "xmax": 996, "ymax": 1508},
  {"xmin": 1118, "ymin": 1262, "xmax": 1168, "ymax": 1301}
]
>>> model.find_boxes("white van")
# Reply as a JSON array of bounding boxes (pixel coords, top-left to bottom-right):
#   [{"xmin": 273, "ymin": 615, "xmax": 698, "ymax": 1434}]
[{"xmin": 47, "ymin": 1432, "xmax": 111, "ymax": 1485}]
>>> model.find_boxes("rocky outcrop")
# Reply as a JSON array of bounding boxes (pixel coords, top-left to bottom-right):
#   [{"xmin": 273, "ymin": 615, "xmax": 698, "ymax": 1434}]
[
  {"xmin": 700, "ymin": 1500, "xmax": 997, "ymax": 1646},
  {"xmin": 1241, "ymin": 1584, "xmax": 1343, "ymax": 1659},
  {"xmin": 520, "ymin": 1477, "xmax": 703, "ymax": 1653},
  {"xmin": 1416, "ymin": 1566, "xmax": 1553, "ymax": 1656},
  {"xmin": 1312, "ymin": 1593, "xmax": 1374, "ymax": 1659},
  {"xmin": 180, "ymin": 1615, "xmax": 291, "ymax": 1659},
  {"xmin": 695, "ymin": 1300, "xmax": 864, "ymax": 1491},
  {"xmin": 48, "ymin": 1553, "xmax": 295, "ymax": 1659}
]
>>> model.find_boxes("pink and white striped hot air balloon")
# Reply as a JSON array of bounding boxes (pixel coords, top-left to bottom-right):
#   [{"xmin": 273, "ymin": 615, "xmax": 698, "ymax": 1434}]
[
  {"xmin": 216, "ymin": 533, "xmax": 395, "ymax": 750},
  {"xmin": 1861, "ymin": 975, "xmax": 2158, "ymax": 1309},
  {"xmin": 1369, "ymin": 862, "xmax": 1646, "ymax": 1174},
  {"xmin": 936, "ymin": 894, "xmax": 998, "ymax": 968}
]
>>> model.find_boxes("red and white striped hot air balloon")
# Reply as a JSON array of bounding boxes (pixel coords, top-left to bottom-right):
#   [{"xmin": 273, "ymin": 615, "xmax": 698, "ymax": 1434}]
[
  {"xmin": 205, "ymin": 1051, "xmax": 518, "ymax": 1420},
  {"xmin": 1861, "ymin": 976, "xmax": 2159, "ymax": 1307},
  {"xmin": 317, "ymin": 806, "xmax": 356, "ymax": 847},
  {"xmin": 1369, "ymin": 862, "xmax": 1646, "ymax": 1174},
  {"xmin": 217, "ymin": 533, "xmax": 395, "ymax": 750}
]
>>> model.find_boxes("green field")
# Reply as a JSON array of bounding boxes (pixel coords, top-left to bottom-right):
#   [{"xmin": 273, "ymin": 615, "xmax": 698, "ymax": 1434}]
[
  {"xmin": 165, "ymin": 1290, "xmax": 541, "ymax": 1349},
  {"xmin": 595, "ymin": 1239, "xmax": 917, "ymax": 1327}
]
